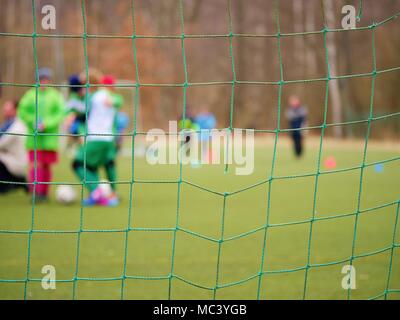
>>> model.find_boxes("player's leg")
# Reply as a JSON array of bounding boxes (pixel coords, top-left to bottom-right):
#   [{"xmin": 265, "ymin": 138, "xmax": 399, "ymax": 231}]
[
  {"xmin": 72, "ymin": 142, "xmax": 97, "ymax": 193},
  {"xmin": 41, "ymin": 164, "xmax": 50, "ymax": 198},
  {"xmin": 293, "ymin": 131, "xmax": 302, "ymax": 157},
  {"xmin": 28, "ymin": 162, "xmax": 34, "ymax": 194},
  {"xmin": 72, "ymin": 160, "xmax": 99, "ymax": 192},
  {"xmin": 73, "ymin": 168, "xmax": 102, "ymax": 206},
  {"xmin": 34, "ymin": 163, "xmax": 47, "ymax": 200},
  {"xmin": 73, "ymin": 141, "xmax": 116, "ymax": 206},
  {"xmin": 41, "ymin": 151, "xmax": 58, "ymax": 198},
  {"xmin": 297, "ymin": 134, "xmax": 303, "ymax": 157},
  {"xmin": 104, "ymin": 160, "xmax": 116, "ymax": 187},
  {"xmin": 72, "ymin": 142, "xmax": 102, "ymax": 193},
  {"xmin": 104, "ymin": 142, "xmax": 117, "ymax": 189},
  {"xmin": 0, "ymin": 161, "xmax": 15, "ymax": 193},
  {"xmin": 28, "ymin": 151, "xmax": 48, "ymax": 201},
  {"xmin": 104, "ymin": 142, "xmax": 119, "ymax": 205}
]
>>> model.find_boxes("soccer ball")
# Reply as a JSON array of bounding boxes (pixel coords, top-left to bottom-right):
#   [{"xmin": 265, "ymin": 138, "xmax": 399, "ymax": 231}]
[
  {"xmin": 55, "ymin": 185, "xmax": 77, "ymax": 204},
  {"xmin": 98, "ymin": 181, "xmax": 113, "ymax": 198}
]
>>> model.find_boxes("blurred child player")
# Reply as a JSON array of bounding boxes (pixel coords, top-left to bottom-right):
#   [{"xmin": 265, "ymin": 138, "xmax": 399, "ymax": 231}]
[
  {"xmin": 285, "ymin": 95, "xmax": 307, "ymax": 158},
  {"xmin": 72, "ymin": 70, "xmax": 121, "ymax": 206},
  {"xmin": 101, "ymin": 74, "xmax": 127, "ymax": 203},
  {"xmin": 18, "ymin": 68, "xmax": 65, "ymax": 201}
]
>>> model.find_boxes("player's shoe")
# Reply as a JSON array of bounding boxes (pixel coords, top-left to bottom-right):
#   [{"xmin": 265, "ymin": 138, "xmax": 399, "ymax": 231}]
[
  {"xmin": 82, "ymin": 195, "xmax": 97, "ymax": 206},
  {"xmin": 83, "ymin": 187, "xmax": 116, "ymax": 207},
  {"xmin": 107, "ymin": 192, "xmax": 120, "ymax": 207}
]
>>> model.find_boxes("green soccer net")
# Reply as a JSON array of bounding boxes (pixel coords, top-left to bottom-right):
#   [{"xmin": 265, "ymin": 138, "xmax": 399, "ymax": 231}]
[{"xmin": 0, "ymin": 0, "xmax": 399, "ymax": 300}]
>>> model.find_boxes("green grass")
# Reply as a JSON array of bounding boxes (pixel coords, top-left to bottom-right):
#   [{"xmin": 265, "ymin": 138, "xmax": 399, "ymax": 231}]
[{"xmin": 0, "ymin": 137, "xmax": 399, "ymax": 300}]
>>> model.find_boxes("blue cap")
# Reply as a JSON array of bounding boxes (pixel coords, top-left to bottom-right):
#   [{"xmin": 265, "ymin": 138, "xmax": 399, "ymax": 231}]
[
  {"xmin": 68, "ymin": 74, "xmax": 82, "ymax": 93},
  {"xmin": 38, "ymin": 67, "xmax": 53, "ymax": 80}
]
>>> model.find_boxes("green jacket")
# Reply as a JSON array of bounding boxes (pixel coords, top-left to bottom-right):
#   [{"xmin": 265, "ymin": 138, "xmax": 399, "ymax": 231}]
[{"xmin": 18, "ymin": 87, "xmax": 65, "ymax": 151}]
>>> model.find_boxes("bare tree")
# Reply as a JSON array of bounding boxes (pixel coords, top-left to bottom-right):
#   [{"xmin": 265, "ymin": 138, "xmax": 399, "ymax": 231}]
[
  {"xmin": 52, "ymin": 0, "xmax": 65, "ymax": 83},
  {"xmin": 324, "ymin": 0, "xmax": 343, "ymax": 137},
  {"xmin": 305, "ymin": 0, "xmax": 317, "ymax": 76},
  {"xmin": 6, "ymin": 0, "xmax": 16, "ymax": 83},
  {"xmin": 235, "ymin": 0, "xmax": 247, "ymax": 125},
  {"xmin": 293, "ymin": 0, "xmax": 305, "ymax": 77}
]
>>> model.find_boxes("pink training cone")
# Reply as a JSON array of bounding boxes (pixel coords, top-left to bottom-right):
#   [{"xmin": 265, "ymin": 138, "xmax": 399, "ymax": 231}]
[{"xmin": 324, "ymin": 156, "xmax": 337, "ymax": 169}]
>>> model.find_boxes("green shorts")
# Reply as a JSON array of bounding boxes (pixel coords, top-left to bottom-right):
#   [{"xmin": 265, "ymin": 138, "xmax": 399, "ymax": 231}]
[{"xmin": 75, "ymin": 140, "xmax": 117, "ymax": 168}]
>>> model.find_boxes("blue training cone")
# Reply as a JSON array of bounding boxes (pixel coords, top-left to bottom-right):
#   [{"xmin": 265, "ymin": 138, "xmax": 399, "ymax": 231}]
[{"xmin": 374, "ymin": 163, "xmax": 384, "ymax": 173}]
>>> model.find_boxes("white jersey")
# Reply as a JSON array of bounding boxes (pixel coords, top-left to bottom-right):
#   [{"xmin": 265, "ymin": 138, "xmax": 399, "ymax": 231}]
[{"xmin": 87, "ymin": 89, "xmax": 117, "ymax": 142}]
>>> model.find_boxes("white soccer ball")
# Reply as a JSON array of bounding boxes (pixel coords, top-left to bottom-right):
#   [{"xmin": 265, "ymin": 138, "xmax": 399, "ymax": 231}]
[
  {"xmin": 98, "ymin": 181, "xmax": 113, "ymax": 198},
  {"xmin": 55, "ymin": 185, "xmax": 77, "ymax": 204}
]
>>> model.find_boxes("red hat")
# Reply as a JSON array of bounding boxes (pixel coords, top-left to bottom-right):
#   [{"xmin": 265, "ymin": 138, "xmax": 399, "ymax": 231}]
[{"xmin": 101, "ymin": 75, "xmax": 116, "ymax": 86}]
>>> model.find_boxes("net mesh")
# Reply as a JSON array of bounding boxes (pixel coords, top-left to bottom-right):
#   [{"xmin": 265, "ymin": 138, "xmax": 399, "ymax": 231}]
[{"xmin": 0, "ymin": 0, "xmax": 399, "ymax": 300}]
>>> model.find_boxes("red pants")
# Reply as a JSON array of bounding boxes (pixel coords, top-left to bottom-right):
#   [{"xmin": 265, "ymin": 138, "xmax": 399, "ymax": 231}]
[{"xmin": 28, "ymin": 150, "xmax": 58, "ymax": 196}]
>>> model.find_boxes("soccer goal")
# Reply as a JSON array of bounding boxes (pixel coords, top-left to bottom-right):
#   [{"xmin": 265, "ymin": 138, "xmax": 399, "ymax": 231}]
[{"xmin": 0, "ymin": 0, "xmax": 399, "ymax": 301}]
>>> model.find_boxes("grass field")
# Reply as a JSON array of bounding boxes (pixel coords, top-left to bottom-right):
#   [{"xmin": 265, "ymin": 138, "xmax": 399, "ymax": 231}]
[{"xmin": 0, "ymin": 136, "xmax": 399, "ymax": 300}]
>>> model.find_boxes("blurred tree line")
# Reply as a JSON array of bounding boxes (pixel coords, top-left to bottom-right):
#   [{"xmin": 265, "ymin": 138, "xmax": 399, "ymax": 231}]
[{"xmin": 0, "ymin": 0, "xmax": 399, "ymax": 138}]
